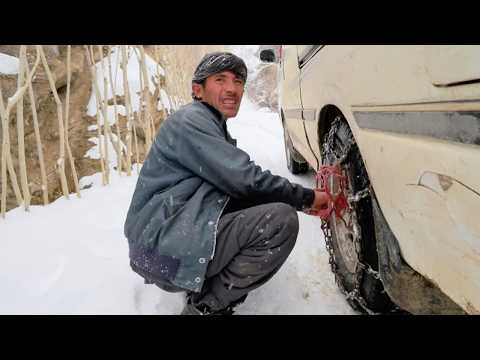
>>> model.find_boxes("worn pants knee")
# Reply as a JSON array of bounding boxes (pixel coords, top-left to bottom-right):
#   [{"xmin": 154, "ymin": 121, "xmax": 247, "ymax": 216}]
[{"xmin": 194, "ymin": 202, "xmax": 299, "ymax": 310}]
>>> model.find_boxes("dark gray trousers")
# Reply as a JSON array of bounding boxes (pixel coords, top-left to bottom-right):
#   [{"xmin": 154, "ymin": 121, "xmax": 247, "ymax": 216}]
[{"xmin": 193, "ymin": 202, "xmax": 299, "ymax": 311}]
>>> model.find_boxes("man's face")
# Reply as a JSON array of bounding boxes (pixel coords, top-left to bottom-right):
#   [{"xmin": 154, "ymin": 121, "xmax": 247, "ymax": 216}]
[{"xmin": 192, "ymin": 71, "xmax": 245, "ymax": 118}]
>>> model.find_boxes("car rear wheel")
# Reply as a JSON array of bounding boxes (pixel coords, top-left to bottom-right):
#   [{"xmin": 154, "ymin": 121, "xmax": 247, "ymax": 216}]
[
  {"xmin": 281, "ymin": 117, "xmax": 309, "ymax": 174},
  {"xmin": 321, "ymin": 115, "xmax": 396, "ymax": 314}
]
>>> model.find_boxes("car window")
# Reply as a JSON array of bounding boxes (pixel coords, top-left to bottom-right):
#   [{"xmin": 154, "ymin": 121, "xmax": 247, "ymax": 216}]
[{"xmin": 298, "ymin": 45, "xmax": 323, "ymax": 68}]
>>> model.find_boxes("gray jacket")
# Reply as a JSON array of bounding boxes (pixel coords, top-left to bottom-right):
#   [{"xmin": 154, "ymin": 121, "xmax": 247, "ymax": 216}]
[{"xmin": 124, "ymin": 101, "xmax": 313, "ymax": 293}]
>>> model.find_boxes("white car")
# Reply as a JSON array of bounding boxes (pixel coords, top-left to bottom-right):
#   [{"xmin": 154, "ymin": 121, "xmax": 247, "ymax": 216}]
[{"xmin": 261, "ymin": 45, "xmax": 480, "ymax": 314}]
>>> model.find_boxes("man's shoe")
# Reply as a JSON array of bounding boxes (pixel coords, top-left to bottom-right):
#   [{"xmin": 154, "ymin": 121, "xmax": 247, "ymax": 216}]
[
  {"xmin": 180, "ymin": 292, "xmax": 248, "ymax": 315},
  {"xmin": 180, "ymin": 303, "xmax": 205, "ymax": 315},
  {"xmin": 180, "ymin": 298, "xmax": 234, "ymax": 315}
]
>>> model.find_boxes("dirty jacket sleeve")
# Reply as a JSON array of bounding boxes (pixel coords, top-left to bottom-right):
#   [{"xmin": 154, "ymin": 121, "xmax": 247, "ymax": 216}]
[{"xmin": 164, "ymin": 109, "xmax": 314, "ymax": 211}]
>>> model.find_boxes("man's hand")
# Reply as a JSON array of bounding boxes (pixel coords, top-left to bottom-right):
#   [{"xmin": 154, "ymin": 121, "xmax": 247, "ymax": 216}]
[{"xmin": 304, "ymin": 190, "xmax": 331, "ymax": 217}]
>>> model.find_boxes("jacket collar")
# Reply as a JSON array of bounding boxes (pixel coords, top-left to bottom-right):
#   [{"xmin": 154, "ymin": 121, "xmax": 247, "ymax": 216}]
[{"xmin": 198, "ymin": 101, "xmax": 226, "ymax": 123}]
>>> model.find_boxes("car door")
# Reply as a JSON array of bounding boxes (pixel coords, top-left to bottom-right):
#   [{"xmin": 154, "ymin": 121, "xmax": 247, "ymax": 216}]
[
  {"xmin": 298, "ymin": 45, "xmax": 325, "ymax": 169},
  {"xmin": 280, "ymin": 45, "xmax": 311, "ymax": 158}
]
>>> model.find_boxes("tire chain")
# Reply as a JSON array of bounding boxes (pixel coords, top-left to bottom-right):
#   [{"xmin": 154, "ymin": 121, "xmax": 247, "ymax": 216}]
[{"xmin": 320, "ymin": 116, "xmax": 401, "ymax": 315}]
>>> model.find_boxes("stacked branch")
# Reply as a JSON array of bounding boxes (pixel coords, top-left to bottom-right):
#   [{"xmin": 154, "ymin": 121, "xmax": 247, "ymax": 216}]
[
  {"xmin": 96, "ymin": 45, "xmax": 111, "ymax": 184},
  {"xmin": 65, "ymin": 45, "xmax": 81, "ymax": 197},
  {"xmin": 0, "ymin": 86, "xmax": 24, "ymax": 217},
  {"xmin": 107, "ymin": 45, "xmax": 124, "ymax": 175},
  {"xmin": 137, "ymin": 46, "xmax": 153, "ymax": 152},
  {"xmin": 25, "ymin": 46, "xmax": 48, "ymax": 205},
  {"xmin": 85, "ymin": 45, "xmax": 107, "ymax": 185},
  {"xmin": 121, "ymin": 46, "xmax": 137, "ymax": 175},
  {"xmin": 134, "ymin": 48, "xmax": 148, "ymax": 154},
  {"xmin": 131, "ymin": 106, "xmax": 140, "ymax": 173},
  {"xmin": 152, "ymin": 46, "xmax": 172, "ymax": 128},
  {"xmin": 37, "ymin": 45, "xmax": 70, "ymax": 199},
  {"xmin": 0, "ymin": 87, "xmax": 7, "ymax": 217},
  {"xmin": 16, "ymin": 46, "xmax": 30, "ymax": 210}
]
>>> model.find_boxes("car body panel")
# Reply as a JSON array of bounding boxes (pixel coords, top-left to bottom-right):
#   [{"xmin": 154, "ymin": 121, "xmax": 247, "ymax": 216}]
[
  {"xmin": 279, "ymin": 45, "xmax": 480, "ymax": 313},
  {"xmin": 280, "ymin": 45, "xmax": 311, "ymax": 158}
]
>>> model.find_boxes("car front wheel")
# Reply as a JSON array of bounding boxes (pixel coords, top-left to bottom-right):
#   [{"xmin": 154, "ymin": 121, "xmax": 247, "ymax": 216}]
[{"xmin": 321, "ymin": 114, "xmax": 397, "ymax": 314}]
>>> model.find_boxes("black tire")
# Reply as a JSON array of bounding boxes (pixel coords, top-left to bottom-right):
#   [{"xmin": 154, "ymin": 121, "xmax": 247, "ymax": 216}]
[
  {"xmin": 282, "ymin": 118, "xmax": 309, "ymax": 175},
  {"xmin": 322, "ymin": 115, "xmax": 395, "ymax": 314}
]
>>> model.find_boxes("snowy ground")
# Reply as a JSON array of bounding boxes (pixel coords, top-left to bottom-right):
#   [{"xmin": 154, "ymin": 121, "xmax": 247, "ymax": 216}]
[
  {"xmin": 0, "ymin": 52, "xmax": 19, "ymax": 75},
  {"xmin": 0, "ymin": 45, "xmax": 355, "ymax": 314},
  {"xmin": 0, "ymin": 98, "xmax": 356, "ymax": 315}
]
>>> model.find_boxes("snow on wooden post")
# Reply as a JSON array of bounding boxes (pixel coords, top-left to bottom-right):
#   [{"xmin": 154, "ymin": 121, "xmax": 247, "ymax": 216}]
[
  {"xmin": 125, "ymin": 48, "xmax": 140, "ymax": 175},
  {"xmin": 138, "ymin": 46, "xmax": 153, "ymax": 152},
  {"xmin": 85, "ymin": 45, "xmax": 107, "ymax": 185},
  {"xmin": 37, "ymin": 45, "xmax": 70, "ymax": 199},
  {"xmin": 97, "ymin": 45, "xmax": 111, "ymax": 184},
  {"xmin": 17, "ymin": 46, "xmax": 30, "ymax": 210},
  {"xmin": 134, "ymin": 49, "xmax": 147, "ymax": 155},
  {"xmin": 153, "ymin": 46, "xmax": 171, "ymax": 131},
  {"xmin": 107, "ymin": 45, "xmax": 124, "ymax": 176},
  {"xmin": 0, "ymin": 88, "xmax": 8, "ymax": 218},
  {"xmin": 148, "ymin": 46, "xmax": 157, "ymax": 143},
  {"xmin": 153, "ymin": 45, "xmax": 162, "ymax": 135},
  {"xmin": 131, "ymin": 110, "xmax": 140, "ymax": 174},
  {"xmin": 25, "ymin": 46, "xmax": 49, "ymax": 206},
  {"xmin": 1, "ymin": 102, "xmax": 23, "ymax": 211},
  {"xmin": 122, "ymin": 46, "xmax": 140, "ymax": 175},
  {"xmin": 154, "ymin": 45, "xmax": 167, "ymax": 132},
  {"xmin": 121, "ymin": 46, "xmax": 133, "ymax": 176},
  {"xmin": 65, "ymin": 45, "xmax": 81, "ymax": 198}
]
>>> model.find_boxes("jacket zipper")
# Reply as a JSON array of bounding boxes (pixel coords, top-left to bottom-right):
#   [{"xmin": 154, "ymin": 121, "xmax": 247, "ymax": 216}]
[{"xmin": 211, "ymin": 195, "xmax": 230, "ymax": 259}]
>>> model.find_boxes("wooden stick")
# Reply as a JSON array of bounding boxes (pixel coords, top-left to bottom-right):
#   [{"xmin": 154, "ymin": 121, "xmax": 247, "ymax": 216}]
[
  {"xmin": 121, "ymin": 46, "xmax": 133, "ymax": 176},
  {"xmin": 153, "ymin": 46, "xmax": 170, "ymax": 131},
  {"xmin": 0, "ymin": 82, "xmax": 24, "ymax": 209},
  {"xmin": 97, "ymin": 45, "xmax": 110, "ymax": 184},
  {"xmin": 107, "ymin": 45, "xmax": 124, "ymax": 175},
  {"xmin": 131, "ymin": 110, "xmax": 140, "ymax": 174},
  {"xmin": 17, "ymin": 46, "xmax": 30, "ymax": 210},
  {"xmin": 65, "ymin": 45, "xmax": 81, "ymax": 197},
  {"xmin": 37, "ymin": 45, "xmax": 69, "ymax": 199},
  {"xmin": 133, "ymin": 48, "xmax": 145, "ymax": 154},
  {"xmin": 125, "ymin": 46, "xmax": 140, "ymax": 172},
  {"xmin": 135, "ymin": 49, "xmax": 148, "ymax": 155},
  {"xmin": 85, "ymin": 45, "xmax": 107, "ymax": 185},
  {"xmin": 138, "ymin": 46, "xmax": 152, "ymax": 151},
  {"xmin": 89, "ymin": 45, "xmax": 107, "ymax": 185},
  {"xmin": 25, "ymin": 46, "xmax": 49, "ymax": 205},
  {"xmin": 1, "ymin": 84, "xmax": 7, "ymax": 218},
  {"xmin": 151, "ymin": 46, "xmax": 161, "ymax": 136}
]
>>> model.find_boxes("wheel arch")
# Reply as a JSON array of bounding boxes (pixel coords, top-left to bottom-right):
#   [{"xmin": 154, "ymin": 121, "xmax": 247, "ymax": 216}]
[
  {"xmin": 318, "ymin": 104, "xmax": 341, "ymax": 147},
  {"xmin": 317, "ymin": 104, "xmax": 361, "ymax": 155}
]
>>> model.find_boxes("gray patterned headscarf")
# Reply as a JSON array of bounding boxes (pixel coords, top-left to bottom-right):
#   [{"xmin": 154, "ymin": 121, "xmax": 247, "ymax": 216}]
[{"xmin": 192, "ymin": 52, "xmax": 248, "ymax": 85}]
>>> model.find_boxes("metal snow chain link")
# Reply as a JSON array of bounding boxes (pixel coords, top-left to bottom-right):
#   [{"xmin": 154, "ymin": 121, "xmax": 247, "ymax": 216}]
[
  {"xmin": 319, "ymin": 116, "xmax": 389, "ymax": 315},
  {"xmin": 348, "ymin": 187, "xmax": 371, "ymax": 204}
]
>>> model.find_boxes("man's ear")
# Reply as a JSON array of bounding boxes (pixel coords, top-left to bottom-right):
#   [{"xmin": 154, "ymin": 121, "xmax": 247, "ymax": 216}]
[{"xmin": 192, "ymin": 82, "xmax": 203, "ymax": 100}]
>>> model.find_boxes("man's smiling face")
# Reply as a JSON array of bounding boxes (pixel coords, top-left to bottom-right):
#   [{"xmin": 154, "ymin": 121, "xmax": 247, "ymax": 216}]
[{"xmin": 192, "ymin": 71, "xmax": 245, "ymax": 119}]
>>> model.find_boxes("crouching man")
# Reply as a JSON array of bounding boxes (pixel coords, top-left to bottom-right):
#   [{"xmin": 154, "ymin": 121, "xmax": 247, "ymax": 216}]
[{"xmin": 124, "ymin": 52, "xmax": 329, "ymax": 315}]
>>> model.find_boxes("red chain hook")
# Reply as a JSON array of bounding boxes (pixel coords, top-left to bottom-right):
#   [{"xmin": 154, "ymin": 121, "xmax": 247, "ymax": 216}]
[{"xmin": 315, "ymin": 165, "xmax": 349, "ymax": 221}]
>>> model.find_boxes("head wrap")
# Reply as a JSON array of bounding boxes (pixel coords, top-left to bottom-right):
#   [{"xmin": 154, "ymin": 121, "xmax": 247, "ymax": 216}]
[{"xmin": 192, "ymin": 52, "xmax": 248, "ymax": 84}]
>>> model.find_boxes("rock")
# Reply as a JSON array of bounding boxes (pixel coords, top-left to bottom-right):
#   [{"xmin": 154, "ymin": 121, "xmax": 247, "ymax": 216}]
[{"xmin": 246, "ymin": 63, "xmax": 279, "ymax": 112}]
